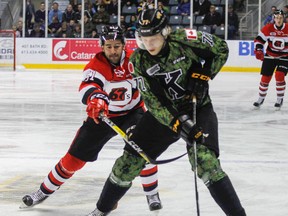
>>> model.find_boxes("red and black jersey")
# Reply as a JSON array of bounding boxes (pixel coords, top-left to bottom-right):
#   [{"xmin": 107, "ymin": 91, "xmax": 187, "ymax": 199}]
[
  {"xmin": 79, "ymin": 49, "xmax": 144, "ymax": 117},
  {"xmin": 254, "ymin": 23, "xmax": 288, "ymax": 58}
]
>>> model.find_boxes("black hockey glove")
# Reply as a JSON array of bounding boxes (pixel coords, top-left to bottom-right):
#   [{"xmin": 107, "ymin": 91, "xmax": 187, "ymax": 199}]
[
  {"xmin": 187, "ymin": 73, "xmax": 209, "ymax": 105},
  {"xmin": 174, "ymin": 114, "xmax": 204, "ymax": 145}
]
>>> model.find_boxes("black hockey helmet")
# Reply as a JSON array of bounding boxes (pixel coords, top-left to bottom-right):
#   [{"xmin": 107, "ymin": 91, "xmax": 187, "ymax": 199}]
[
  {"xmin": 137, "ymin": 8, "xmax": 168, "ymax": 37},
  {"xmin": 100, "ymin": 25, "xmax": 125, "ymax": 46},
  {"xmin": 274, "ymin": 9, "xmax": 284, "ymax": 17}
]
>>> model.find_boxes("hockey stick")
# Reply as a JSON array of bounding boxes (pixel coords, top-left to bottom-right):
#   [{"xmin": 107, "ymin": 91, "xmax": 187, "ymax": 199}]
[
  {"xmin": 98, "ymin": 113, "xmax": 188, "ymax": 165},
  {"xmin": 192, "ymin": 95, "xmax": 200, "ymax": 216},
  {"xmin": 264, "ymin": 56, "xmax": 288, "ymax": 61}
]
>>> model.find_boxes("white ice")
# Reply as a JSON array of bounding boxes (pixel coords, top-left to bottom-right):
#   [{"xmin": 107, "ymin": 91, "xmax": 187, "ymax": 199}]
[{"xmin": 0, "ymin": 70, "xmax": 287, "ymax": 216}]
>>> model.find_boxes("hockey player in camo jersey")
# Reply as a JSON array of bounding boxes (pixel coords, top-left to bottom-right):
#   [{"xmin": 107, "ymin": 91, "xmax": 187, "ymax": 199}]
[{"xmin": 85, "ymin": 8, "xmax": 246, "ymax": 216}]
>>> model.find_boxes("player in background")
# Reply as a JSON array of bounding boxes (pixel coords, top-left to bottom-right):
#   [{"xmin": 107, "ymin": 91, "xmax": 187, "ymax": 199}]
[
  {"xmin": 253, "ymin": 9, "xmax": 288, "ymax": 109},
  {"xmin": 20, "ymin": 25, "xmax": 162, "ymax": 211},
  {"xmin": 85, "ymin": 8, "xmax": 246, "ymax": 216}
]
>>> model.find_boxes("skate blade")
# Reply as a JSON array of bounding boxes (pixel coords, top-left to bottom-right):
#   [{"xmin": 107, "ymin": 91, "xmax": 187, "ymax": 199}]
[
  {"xmin": 19, "ymin": 202, "xmax": 31, "ymax": 209},
  {"xmin": 151, "ymin": 210, "xmax": 161, "ymax": 216},
  {"xmin": 252, "ymin": 106, "xmax": 261, "ymax": 110},
  {"xmin": 275, "ymin": 107, "xmax": 281, "ymax": 111}
]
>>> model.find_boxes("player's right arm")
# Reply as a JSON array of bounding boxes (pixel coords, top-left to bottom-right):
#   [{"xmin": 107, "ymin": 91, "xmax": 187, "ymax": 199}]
[
  {"xmin": 254, "ymin": 25, "xmax": 268, "ymax": 50},
  {"xmin": 79, "ymin": 58, "xmax": 110, "ymax": 122},
  {"xmin": 254, "ymin": 25, "xmax": 269, "ymax": 61}
]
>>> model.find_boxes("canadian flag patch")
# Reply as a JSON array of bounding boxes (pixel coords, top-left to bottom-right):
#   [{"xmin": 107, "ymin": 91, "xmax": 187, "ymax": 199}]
[{"xmin": 185, "ymin": 29, "xmax": 197, "ymax": 40}]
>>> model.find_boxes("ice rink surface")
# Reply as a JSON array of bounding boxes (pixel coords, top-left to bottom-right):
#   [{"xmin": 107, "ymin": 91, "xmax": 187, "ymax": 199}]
[{"xmin": 0, "ymin": 69, "xmax": 287, "ymax": 216}]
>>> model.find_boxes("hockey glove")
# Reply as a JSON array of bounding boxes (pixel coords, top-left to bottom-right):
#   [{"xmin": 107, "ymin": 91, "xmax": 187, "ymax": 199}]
[
  {"xmin": 254, "ymin": 49, "xmax": 264, "ymax": 61},
  {"xmin": 173, "ymin": 114, "xmax": 204, "ymax": 145},
  {"xmin": 86, "ymin": 90, "xmax": 109, "ymax": 123},
  {"xmin": 187, "ymin": 74, "xmax": 209, "ymax": 105}
]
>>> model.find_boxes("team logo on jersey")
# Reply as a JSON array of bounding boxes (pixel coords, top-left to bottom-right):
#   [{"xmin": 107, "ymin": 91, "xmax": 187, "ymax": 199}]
[
  {"xmin": 114, "ymin": 69, "xmax": 125, "ymax": 77},
  {"xmin": 109, "ymin": 87, "xmax": 128, "ymax": 101},
  {"xmin": 272, "ymin": 38, "xmax": 285, "ymax": 50},
  {"xmin": 156, "ymin": 69, "xmax": 185, "ymax": 100},
  {"xmin": 105, "ymin": 80, "xmax": 133, "ymax": 106}
]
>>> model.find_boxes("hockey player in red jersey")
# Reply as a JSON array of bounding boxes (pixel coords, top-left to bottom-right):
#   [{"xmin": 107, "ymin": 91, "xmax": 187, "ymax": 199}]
[
  {"xmin": 20, "ymin": 25, "xmax": 162, "ymax": 211},
  {"xmin": 253, "ymin": 9, "xmax": 288, "ymax": 109}
]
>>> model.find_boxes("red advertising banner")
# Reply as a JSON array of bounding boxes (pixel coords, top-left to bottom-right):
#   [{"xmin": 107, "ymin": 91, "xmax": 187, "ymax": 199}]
[{"xmin": 52, "ymin": 39, "xmax": 138, "ymax": 61}]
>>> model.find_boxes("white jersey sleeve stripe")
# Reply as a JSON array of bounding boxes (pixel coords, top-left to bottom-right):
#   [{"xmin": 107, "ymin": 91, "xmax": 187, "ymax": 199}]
[
  {"xmin": 43, "ymin": 176, "xmax": 60, "ymax": 191},
  {"xmin": 79, "ymin": 85, "xmax": 96, "ymax": 101}
]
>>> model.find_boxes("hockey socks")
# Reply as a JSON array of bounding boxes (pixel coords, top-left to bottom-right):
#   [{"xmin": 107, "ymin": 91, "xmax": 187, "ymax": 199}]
[
  {"xmin": 253, "ymin": 75, "xmax": 271, "ymax": 107},
  {"xmin": 208, "ymin": 176, "xmax": 246, "ymax": 216},
  {"xmin": 275, "ymin": 72, "xmax": 285, "ymax": 108},
  {"xmin": 140, "ymin": 164, "xmax": 158, "ymax": 195},
  {"xmin": 140, "ymin": 164, "xmax": 162, "ymax": 211},
  {"xmin": 97, "ymin": 178, "xmax": 130, "ymax": 213},
  {"xmin": 41, "ymin": 153, "xmax": 86, "ymax": 194}
]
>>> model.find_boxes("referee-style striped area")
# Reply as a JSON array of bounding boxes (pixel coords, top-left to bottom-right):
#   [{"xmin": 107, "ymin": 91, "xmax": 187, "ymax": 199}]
[{"xmin": 0, "ymin": 70, "xmax": 287, "ymax": 216}]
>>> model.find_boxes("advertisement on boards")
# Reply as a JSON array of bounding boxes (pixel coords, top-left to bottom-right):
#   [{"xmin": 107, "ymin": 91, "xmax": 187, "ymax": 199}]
[
  {"xmin": 52, "ymin": 39, "xmax": 138, "ymax": 62},
  {"xmin": 16, "ymin": 38, "xmax": 261, "ymax": 71}
]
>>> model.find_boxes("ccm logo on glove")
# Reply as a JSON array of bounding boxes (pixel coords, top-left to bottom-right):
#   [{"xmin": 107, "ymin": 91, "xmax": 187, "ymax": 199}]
[
  {"xmin": 191, "ymin": 73, "xmax": 210, "ymax": 81},
  {"xmin": 86, "ymin": 92, "xmax": 109, "ymax": 123}
]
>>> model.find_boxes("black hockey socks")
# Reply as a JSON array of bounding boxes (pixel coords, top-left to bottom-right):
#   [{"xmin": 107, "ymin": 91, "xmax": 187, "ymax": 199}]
[
  {"xmin": 96, "ymin": 179, "xmax": 131, "ymax": 213},
  {"xmin": 208, "ymin": 176, "xmax": 246, "ymax": 216}
]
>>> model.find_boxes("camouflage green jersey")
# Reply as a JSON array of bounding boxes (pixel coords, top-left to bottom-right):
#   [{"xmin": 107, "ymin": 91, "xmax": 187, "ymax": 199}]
[{"xmin": 129, "ymin": 28, "xmax": 229, "ymax": 130}]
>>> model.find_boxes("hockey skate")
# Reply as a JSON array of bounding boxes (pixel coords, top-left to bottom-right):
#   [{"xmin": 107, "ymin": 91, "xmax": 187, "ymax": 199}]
[
  {"xmin": 20, "ymin": 189, "xmax": 48, "ymax": 209},
  {"xmin": 253, "ymin": 98, "xmax": 265, "ymax": 108},
  {"xmin": 146, "ymin": 192, "xmax": 162, "ymax": 211},
  {"xmin": 86, "ymin": 202, "xmax": 118, "ymax": 216},
  {"xmin": 86, "ymin": 208, "xmax": 110, "ymax": 216},
  {"xmin": 274, "ymin": 98, "xmax": 283, "ymax": 110}
]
